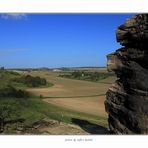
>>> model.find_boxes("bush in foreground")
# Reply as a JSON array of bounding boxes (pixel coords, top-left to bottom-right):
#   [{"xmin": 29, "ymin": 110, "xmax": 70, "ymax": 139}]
[
  {"xmin": 0, "ymin": 85, "xmax": 29, "ymax": 98},
  {"xmin": 13, "ymin": 75, "xmax": 47, "ymax": 87}
]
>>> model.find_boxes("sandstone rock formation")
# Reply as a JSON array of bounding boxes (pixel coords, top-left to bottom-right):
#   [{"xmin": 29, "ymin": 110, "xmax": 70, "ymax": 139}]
[{"xmin": 105, "ymin": 14, "xmax": 148, "ymax": 134}]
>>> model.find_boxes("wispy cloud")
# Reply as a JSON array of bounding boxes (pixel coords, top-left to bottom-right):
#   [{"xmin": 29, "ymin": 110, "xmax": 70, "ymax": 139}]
[{"xmin": 0, "ymin": 13, "xmax": 27, "ymax": 20}]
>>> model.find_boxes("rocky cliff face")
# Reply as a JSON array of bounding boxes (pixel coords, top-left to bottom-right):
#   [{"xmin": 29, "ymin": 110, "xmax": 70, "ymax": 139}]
[{"xmin": 105, "ymin": 14, "xmax": 148, "ymax": 134}]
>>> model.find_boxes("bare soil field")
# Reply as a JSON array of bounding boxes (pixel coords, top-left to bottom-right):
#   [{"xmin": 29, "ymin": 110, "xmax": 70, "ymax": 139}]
[
  {"xmin": 26, "ymin": 70, "xmax": 116, "ymax": 117},
  {"xmin": 44, "ymin": 96, "xmax": 106, "ymax": 116}
]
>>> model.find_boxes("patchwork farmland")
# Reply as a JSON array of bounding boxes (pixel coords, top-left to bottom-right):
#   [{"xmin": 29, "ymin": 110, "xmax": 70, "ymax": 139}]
[
  {"xmin": 27, "ymin": 70, "xmax": 116, "ymax": 117},
  {"xmin": 0, "ymin": 67, "xmax": 116, "ymax": 134}
]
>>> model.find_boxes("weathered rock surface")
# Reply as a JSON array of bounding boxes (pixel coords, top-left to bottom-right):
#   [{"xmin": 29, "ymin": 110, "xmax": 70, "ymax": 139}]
[{"xmin": 105, "ymin": 14, "xmax": 148, "ymax": 134}]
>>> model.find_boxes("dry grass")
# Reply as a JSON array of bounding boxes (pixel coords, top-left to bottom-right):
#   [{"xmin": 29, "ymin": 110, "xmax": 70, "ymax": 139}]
[
  {"xmin": 26, "ymin": 70, "xmax": 116, "ymax": 117},
  {"xmin": 44, "ymin": 96, "xmax": 107, "ymax": 117},
  {"xmin": 98, "ymin": 76, "xmax": 117, "ymax": 84}
]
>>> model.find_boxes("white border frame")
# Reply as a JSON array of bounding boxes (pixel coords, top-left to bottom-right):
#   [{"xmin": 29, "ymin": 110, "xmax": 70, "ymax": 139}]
[
  {"xmin": 0, "ymin": 0, "xmax": 147, "ymax": 13},
  {"xmin": 0, "ymin": 0, "xmax": 148, "ymax": 148}
]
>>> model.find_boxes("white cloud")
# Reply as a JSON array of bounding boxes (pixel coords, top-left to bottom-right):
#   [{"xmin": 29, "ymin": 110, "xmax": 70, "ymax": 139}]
[{"xmin": 1, "ymin": 14, "xmax": 27, "ymax": 20}]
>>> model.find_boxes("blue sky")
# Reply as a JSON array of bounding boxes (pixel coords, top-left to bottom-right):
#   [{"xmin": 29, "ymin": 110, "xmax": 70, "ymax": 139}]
[{"xmin": 0, "ymin": 13, "xmax": 135, "ymax": 68}]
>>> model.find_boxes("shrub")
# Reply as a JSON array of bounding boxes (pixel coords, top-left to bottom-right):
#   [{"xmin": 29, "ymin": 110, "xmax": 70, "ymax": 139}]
[
  {"xmin": 13, "ymin": 75, "xmax": 47, "ymax": 87},
  {"xmin": 59, "ymin": 71, "xmax": 115, "ymax": 82},
  {"xmin": 0, "ymin": 99, "xmax": 23, "ymax": 132},
  {"xmin": 0, "ymin": 85, "xmax": 29, "ymax": 98}
]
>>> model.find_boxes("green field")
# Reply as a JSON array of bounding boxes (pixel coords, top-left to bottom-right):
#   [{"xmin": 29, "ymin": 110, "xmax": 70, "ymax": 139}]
[
  {"xmin": 59, "ymin": 71, "xmax": 115, "ymax": 82},
  {"xmin": 0, "ymin": 68, "xmax": 116, "ymax": 134}
]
